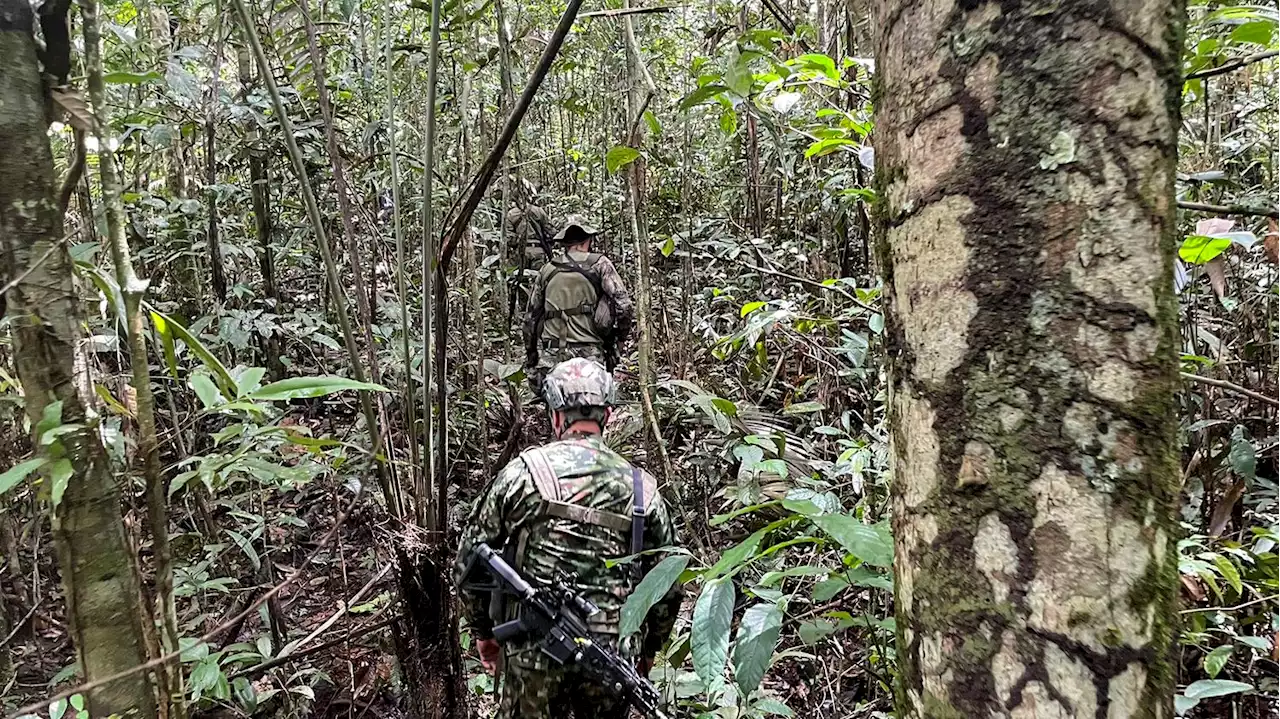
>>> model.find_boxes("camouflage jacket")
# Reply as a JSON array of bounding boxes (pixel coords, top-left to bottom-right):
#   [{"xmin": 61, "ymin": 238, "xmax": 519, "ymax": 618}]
[
  {"xmin": 454, "ymin": 436, "xmax": 681, "ymax": 661},
  {"xmin": 523, "ymin": 249, "xmax": 634, "ymax": 369}
]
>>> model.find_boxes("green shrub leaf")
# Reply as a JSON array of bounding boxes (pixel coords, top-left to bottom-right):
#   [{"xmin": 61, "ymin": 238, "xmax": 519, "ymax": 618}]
[
  {"xmin": 619, "ymin": 554, "xmax": 689, "ymax": 639},
  {"xmin": 732, "ymin": 601, "xmax": 784, "ymax": 696},
  {"xmin": 692, "ymin": 576, "xmax": 734, "ymax": 694}
]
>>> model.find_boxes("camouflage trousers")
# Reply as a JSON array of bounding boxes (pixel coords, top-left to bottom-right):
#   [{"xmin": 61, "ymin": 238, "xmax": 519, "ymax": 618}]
[{"xmin": 497, "ymin": 662, "xmax": 626, "ymax": 719}]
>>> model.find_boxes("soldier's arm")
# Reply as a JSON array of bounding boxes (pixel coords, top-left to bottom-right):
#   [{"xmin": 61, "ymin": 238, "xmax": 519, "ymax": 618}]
[
  {"xmin": 638, "ymin": 494, "xmax": 684, "ymax": 660},
  {"xmin": 453, "ymin": 460, "xmax": 537, "ymax": 639},
  {"xmin": 523, "ymin": 268, "xmax": 546, "ymax": 368},
  {"xmin": 597, "ymin": 256, "xmax": 634, "ymax": 344}
]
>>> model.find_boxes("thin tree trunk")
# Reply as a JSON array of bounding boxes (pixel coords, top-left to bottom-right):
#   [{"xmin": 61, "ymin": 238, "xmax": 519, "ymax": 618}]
[
  {"xmin": 204, "ymin": 9, "xmax": 228, "ymax": 305},
  {"xmin": 82, "ymin": 2, "xmax": 186, "ymax": 713},
  {"xmin": 231, "ymin": 0, "xmax": 400, "ymax": 517},
  {"xmin": 420, "ymin": 0, "xmax": 441, "ymax": 527},
  {"xmin": 380, "ymin": 0, "xmax": 420, "ymax": 480},
  {"xmin": 0, "ymin": 3, "xmax": 158, "ymax": 715},
  {"xmin": 875, "ymin": 0, "xmax": 1184, "ymax": 714}
]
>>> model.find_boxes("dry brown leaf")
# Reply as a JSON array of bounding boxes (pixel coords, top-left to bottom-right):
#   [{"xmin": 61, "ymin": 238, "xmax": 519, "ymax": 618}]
[
  {"xmin": 50, "ymin": 87, "xmax": 94, "ymax": 132},
  {"xmin": 1264, "ymin": 218, "xmax": 1278, "ymax": 264},
  {"xmin": 1205, "ymin": 256, "xmax": 1227, "ymax": 299}
]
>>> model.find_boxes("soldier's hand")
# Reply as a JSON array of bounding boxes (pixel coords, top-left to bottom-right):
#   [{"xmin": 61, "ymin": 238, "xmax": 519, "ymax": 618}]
[{"xmin": 477, "ymin": 638, "xmax": 502, "ymax": 675}]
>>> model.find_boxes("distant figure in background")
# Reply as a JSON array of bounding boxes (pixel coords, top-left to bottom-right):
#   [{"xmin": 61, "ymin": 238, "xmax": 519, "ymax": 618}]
[{"xmin": 523, "ymin": 215, "xmax": 633, "ymax": 393}]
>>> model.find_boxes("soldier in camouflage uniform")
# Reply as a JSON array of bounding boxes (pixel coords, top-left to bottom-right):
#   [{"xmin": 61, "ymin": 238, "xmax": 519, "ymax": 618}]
[
  {"xmin": 523, "ymin": 215, "xmax": 634, "ymax": 393},
  {"xmin": 454, "ymin": 358, "xmax": 681, "ymax": 718}
]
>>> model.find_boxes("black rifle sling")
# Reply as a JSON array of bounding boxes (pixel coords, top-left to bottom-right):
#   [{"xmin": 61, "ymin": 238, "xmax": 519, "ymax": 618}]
[{"xmin": 630, "ymin": 467, "xmax": 645, "ymax": 580}]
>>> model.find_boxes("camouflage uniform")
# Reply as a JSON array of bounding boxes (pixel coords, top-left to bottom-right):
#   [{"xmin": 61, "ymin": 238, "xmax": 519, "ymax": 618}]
[
  {"xmin": 523, "ymin": 248, "xmax": 634, "ymax": 386},
  {"xmin": 454, "ymin": 436, "xmax": 681, "ymax": 718}
]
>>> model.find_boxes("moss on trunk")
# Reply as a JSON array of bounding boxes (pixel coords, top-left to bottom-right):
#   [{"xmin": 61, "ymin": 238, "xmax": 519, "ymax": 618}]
[
  {"xmin": 0, "ymin": 4, "xmax": 158, "ymax": 715},
  {"xmin": 874, "ymin": 0, "xmax": 1185, "ymax": 715}
]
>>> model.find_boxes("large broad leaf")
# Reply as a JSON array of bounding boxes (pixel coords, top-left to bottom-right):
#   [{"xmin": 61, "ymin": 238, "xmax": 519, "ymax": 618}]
[
  {"xmin": 49, "ymin": 458, "xmax": 73, "ymax": 508},
  {"xmin": 606, "ymin": 146, "xmax": 641, "ymax": 174},
  {"xmin": 0, "ymin": 458, "xmax": 48, "ymax": 496},
  {"xmin": 103, "ymin": 70, "xmax": 163, "ymax": 85},
  {"xmin": 245, "ymin": 376, "xmax": 390, "ymax": 402},
  {"xmin": 732, "ymin": 601, "xmax": 784, "ymax": 696},
  {"xmin": 619, "ymin": 554, "xmax": 690, "ymax": 639},
  {"xmin": 795, "ymin": 53, "xmax": 838, "ymax": 82},
  {"xmin": 805, "ymin": 137, "xmax": 856, "ymax": 159},
  {"xmin": 1183, "ymin": 679, "xmax": 1253, "ymax": 699},
  {"xmin": 692, "ymin": 577, "xmax": 735, "ymax": 693},
  {"xmin": 725, "ymin": 50, "xmax": 755, "ymax": 96},
  {"xmin": 679, "ymin": 84, "xmax": 728, "ymax": 110},
  {"xmin": 151, "ymin": 309, "xmax": 236, "ymax": 397},
  {"xmin": 809, "ymin": 514, "xmax": 894, "ymax": 567},
  {"xmin": 703, "ymin": 527, "xmax": 767, "ymax": 580},
  {"xmin": 1179, "ymin": 235, "xmax": 1232, "ymax": 264}
]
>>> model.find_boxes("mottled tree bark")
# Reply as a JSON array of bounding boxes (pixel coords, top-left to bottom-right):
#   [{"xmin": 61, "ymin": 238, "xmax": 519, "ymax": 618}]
[
  {"xmin": 0, "ymin": 2, "xmax": 158, "ymax": 715},
  {"xmin": 874, "ymin": 0, "xmax": 1185, "ymax": 716}
]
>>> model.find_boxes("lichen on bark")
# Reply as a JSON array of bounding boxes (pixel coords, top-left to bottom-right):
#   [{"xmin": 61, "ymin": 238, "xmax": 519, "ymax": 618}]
[{"xmin": 875, "ymin": 0, "xmax": 1185, "ymax": 713}]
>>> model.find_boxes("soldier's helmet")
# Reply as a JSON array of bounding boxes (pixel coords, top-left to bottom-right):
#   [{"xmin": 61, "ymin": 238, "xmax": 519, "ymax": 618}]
[
  {"xmin": 553, "ymin": 214, "xmax": 600, "ymax": 242},
  {"xmin": 543, "ymin": 358, "xmax": 616, "ymax": 411}
]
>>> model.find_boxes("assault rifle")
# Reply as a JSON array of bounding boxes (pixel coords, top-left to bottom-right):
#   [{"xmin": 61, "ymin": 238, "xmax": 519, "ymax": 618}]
[{"xmin": 461, "ymin": 542, "xmax": 669, "ymax": 719}]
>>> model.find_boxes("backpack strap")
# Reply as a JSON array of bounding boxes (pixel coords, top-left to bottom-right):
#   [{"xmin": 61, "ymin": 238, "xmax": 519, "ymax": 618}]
[
  {"xmin": 520, "ymin": 447, "xmax": 561, "ymax": 502},
  {"xmin": 520, "ymin": 446, "xmax": 634, "ymax": 532}
]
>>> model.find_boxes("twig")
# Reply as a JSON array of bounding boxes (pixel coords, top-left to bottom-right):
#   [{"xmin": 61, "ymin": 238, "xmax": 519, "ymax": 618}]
[
  {"xmin": 1180, "ymin": 594, "xmax": 1278, "ymax": 615},
  {"xmin": 57, "ymin": 130, "xmax": 86, "ymax": 216},
  {"xmin": 580, "ymin": 5, "xmax": 677, "ymax": 18},
  {"xmin": 273, "ymin": 564, "xmax": 392, "ymax": 661},
  {"xmin": 226, "ymin": 614, "xmax": 400, "ymax": 680},
  {"xmin": 1, "ymin": 484, "xmax": 367, "ymax": 719},
  {"xmin": 1186, "ymin": 50, "xmax": 1279, "ymax": 80},
  {"xmin": 719, "ymin": 254, "xmax": 876, "ymax": 312},
  {"xmin": 0, "ymin": 241, "xmax": 63, "ymax": 298},
  {"xmin": 0, "ymin": 599, "xmax": 42, "ymax": 648},
  {"xmin": 1180, "ymin": 371, "xmax": 1278, "ymax": 407},
  {"xmin": 1178, "ymin": 199, "xmax": 1279, "ymax": 219},
  {"xmin": 760, "ymin": 0, "xmax": 812, "ymax": 52}
]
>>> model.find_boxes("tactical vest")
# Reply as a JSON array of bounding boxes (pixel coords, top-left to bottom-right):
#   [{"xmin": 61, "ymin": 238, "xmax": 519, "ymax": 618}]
[
  {"xmin": 541, "ymin": 252, "xmax": 607, "ymax": 348},
  {"xmin": 495, "ymin": 442, "xmax": 659, "ymax": 637}
]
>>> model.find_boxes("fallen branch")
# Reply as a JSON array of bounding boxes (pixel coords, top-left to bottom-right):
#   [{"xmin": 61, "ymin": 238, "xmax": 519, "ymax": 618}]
[
  {"xmin": 1186, "ymin": 50, "xmax": 1279, "ymax": 80},
  {"xmin": 1180, "ymin": 371, "xmax": 1278, "ymax": 407},
  {"xmin": 1178, "ymin": 199, "xmax": 1279, "ymax": 219},
  {"xmin": 720, "ymin": 254, "xmax": 876, "ymax": 312},
  {"xmin": 227, "ymin": 614, "xmax": 400, "ymax": 680}
]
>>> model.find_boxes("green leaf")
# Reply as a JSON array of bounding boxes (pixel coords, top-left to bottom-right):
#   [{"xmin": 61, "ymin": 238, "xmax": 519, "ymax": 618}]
[
  {"xmin": 1204, "ymin": 644, "xmax": 1232, "ymax": 678},
  {"xmin": 798, "ymin": 618, "xmax": 838, "ymax": 645},
  {"xmin": 660, "ymin": 235, "xmax": 676, "ymax": 257},
  {"xmin": 719, "ymin": 107, "xmax": 738, "ymax": 136},
  {"xmin": 754, "ymin": 696, "xmax": 794, "ymax": 716},
  {"xmin": 151, "ymin": 310, "xmax": 236, "ymax": 396},
  {"xmin": 732, "ymin": 601, "xmax": 784, "ymax": 696},
  {"xmin": 1179, "ymin": 235, "xmax": 1232, "ymax": 264},
  {"xmin": 783, "ymin": 401, "xmax": 824, "ymax": 415},
  {"xmin": 1183, "ymin": 679, "xmax": 1252, "ymax": 699},
  {"xmin": 49, "ymin": 699, "xmax": 68, "ymax": 719},
  {"xmin": 189, "ymin": 373, "xmax": 223, "ymax": 410},
  {"xmin": 103, "ymin": 70, "xmax": 163, "ymax": 85},
  {"xmin": 679, "ymin": 84, "xmax": 728, "ymax": 110},
  {"xmin": 49, "ymin": 459, "xmax": 72, "ymax": 508},
  {"xmin": 811, "ymin": 576, "xmax": 848, "ymax": 602},
  {"xmin": 809, "ymin": 515, "xmax": 894, "ymax": 567},
  {"xmin": 740, "ymin": 301, "xmax": 767, "ymax": 317},
  {"xmin": 1229, "ymin": 426, "xmax": 1257, "ymax": 480},
  {"xmin": 804, "ymin": 137, "xmax": 856, "ymax": 159},
  {"xmin": 795, "ymin": 53, "xmax": 838, "ymax": 82},
  {"xmin": 1236, "ymin": 635, "xmax": 1270, "ymax": 652},
  {"xmin": 1174, "ymin": 694, "xmax": 1199, "ymax": 716},
  {"xmin": 1230, "ymin": 20, "xmax": 1276, "ymax": 45},
  {"xmin": 235, "ymin": 367, "xmax": 267, "ymax": 398},
  {"xmin": 703, "ymin": 526, "xmax": 768, "ymax": 580},
  {"xmin": 644, "ymin": 109, "xmax": 662, "ymax": 137},
  {"xmin": 0, "ymin": 458, "xmax": 48, "ymax": 496},
  {"xmin": 619, "ymin": 555, "xmax": 690, "ymax": 639},
  {"xmin": 232, "ymin": 677, "xmax": 257, "ymax": 712},
  {"xmin": 691, "ymin": 576, "xmax": 734, "ymax": 694},
  {"xmin": 1211, "ymin": 554, "xmax": 1243, "ymax": 595},
  {"xmin": 246, "ymin": 376, "xmax": 390, "ymax": 402},
  {"xmin": 606, "ymin": 146, "xmax": 641, "ymax": 174},
  {"xmin": 150, "ymin": 311, "xmax": 178, "ymax": 378},
  {"xmin": 725, "ymin": 51, "xmax": 755, "ymax": 96}
]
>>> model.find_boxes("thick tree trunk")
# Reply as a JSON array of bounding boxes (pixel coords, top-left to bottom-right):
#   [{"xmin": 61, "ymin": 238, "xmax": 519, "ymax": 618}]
[
  {"xmin": 0, "ymin": 4, "xmax": 158, "ymax": 716},
  {"xmin": 875, "ymin": 0, "xmax": 1184, "ymax": 716}
]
